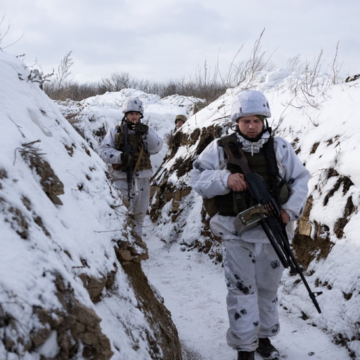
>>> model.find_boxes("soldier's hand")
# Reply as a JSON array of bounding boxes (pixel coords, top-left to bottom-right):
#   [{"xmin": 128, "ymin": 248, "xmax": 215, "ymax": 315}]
[
  {"xmin": 135, "ymin": 122, "xmax": 149, "ymax": 135},
  {"xmin": 227, "ymin": 173, "xmax": 248, "ymax": 192},
  {"xmin": 112, "ymin": 164, "xmax": 122, "ymax": 171},
  {"xmin": 127, "ymin": 120, "xmax": 136, "ymax": 130},
  {"xmin": 281, "ymin": 209, "xmax": 290, "ymax": 224},
  {"xmin": 121, "ymin": 152, "xmax": 133, "ymax": 166}
]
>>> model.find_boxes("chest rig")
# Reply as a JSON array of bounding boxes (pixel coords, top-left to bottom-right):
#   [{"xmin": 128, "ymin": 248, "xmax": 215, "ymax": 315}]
[
  {"xmin": 114, "ymin": 124, "xmax": 152, "ymax": 172},
  {"xmin": 214, "ymin": 133, "xmax": 287, "ymax": 217}
]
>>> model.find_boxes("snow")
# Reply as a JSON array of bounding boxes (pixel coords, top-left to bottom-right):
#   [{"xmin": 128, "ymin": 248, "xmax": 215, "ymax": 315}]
[
  {"xmin": 1, "ymin": 47, "xmax": 360, "ymax": 359},
  {"xmin": 0, "ymin": 51, "xmax": 181, "ymax": 359},
  {"xmin": 142, "ymin": 219, "xmax": 351, "ymax": 359}
]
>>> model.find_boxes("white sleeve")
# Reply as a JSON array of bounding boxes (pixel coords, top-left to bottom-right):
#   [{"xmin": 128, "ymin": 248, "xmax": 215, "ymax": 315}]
[
  {"xmin": 98, "ymin": 128, "xmax": 123, "ymax": 164},
  {"xmin": 274, "ymin": 137, "xmax": 310, "ymax": 221},
  {"xmin": 143, "ymin": 127, "xmax": 163, "ymax": 154},
  {"xmin": 190, "ymin": 139, "xmax": 231, "ymax": 199}
]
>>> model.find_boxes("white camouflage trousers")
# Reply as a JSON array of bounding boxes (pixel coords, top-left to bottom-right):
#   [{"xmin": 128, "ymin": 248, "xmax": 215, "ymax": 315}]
[
  {"xmin": 114, "ymin": 177, "xmax": 150, "ymax": 237},
  {"xmin": 223, "ymin": 239, "xmax": 283, "ymax": 352}
]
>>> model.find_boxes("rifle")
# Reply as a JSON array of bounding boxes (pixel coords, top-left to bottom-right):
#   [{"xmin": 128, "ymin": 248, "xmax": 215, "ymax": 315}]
[
  {"xmin": 121, "ymin": 124, "xmax": 133, "ymax": 201},
  {"xmin": 221, "ymin": 136, "xmax": 323, "ymax": 314}
]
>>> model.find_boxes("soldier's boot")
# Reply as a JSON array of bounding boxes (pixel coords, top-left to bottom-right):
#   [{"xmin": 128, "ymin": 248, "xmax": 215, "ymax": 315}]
[
  {"xmin": 256, "ymin": 337, "xmax": 280, "ymax": 360},
  {"xmin": 237, "ymin": 351, "xmax": 255, "ymax": 360}
]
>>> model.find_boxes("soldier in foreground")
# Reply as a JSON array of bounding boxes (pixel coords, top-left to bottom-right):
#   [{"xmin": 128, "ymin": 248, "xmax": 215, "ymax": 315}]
[
  {"xmin": 99, "ymin": 96, "xmax": 163, "ymax": 237},
  {"xmin": 191, "ymin": 90, "xmax": 310, "ymax": 360}
]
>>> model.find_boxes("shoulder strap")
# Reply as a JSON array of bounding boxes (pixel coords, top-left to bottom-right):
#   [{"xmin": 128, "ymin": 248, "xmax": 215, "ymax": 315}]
[
  {"xmin": 218, "ymin": 133, "xmax": 252, "ymax": 175},
  {"xmin": 263, "ymin": 136, "xmax": 283, "ymax": 204},
  {"xmin": 217, "ymin": 133, "xmax": 238, "ymax": 149},
  {"xmin": 218, "ymin": 133, "xmax": 242, "ymax": 158},
  {"xmin": 133, "ymin": 145, "xmax": 144, "ymax": 173},
  {"xmin": 263, "ymin": 136, "xmax": 278, "ymax": 176},
  {"xmin": 121, "ymin": 124, "xmax": 129, "ymax": 148}
]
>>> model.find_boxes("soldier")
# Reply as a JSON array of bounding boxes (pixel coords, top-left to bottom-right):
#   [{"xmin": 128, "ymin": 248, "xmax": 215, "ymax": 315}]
[
  {"xmin": 99, "ymin": 96, "xmax": 163, "ymax": 237},
  {"xmin": 191, "ymin": 90, "xmax": 310, "ymax": 360},
  {"xmin": 169, "ymin": 114, "xmax": 187, "ymax": 153},
  {"xmin": 172, "ymin": 114, "xmax": 187, "ymax": 134}
]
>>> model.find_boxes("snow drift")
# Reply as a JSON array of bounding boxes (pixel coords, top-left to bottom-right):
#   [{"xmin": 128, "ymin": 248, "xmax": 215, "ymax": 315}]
[{"xmin": 0, "ymin": 52, "xmax": 182, "ymax": 360}]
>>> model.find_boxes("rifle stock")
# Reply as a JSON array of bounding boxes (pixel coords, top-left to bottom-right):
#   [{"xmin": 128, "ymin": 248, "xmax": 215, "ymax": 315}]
[{"xmin": 222, "ymin": 137, "xmax": 322, "ymax": 313}]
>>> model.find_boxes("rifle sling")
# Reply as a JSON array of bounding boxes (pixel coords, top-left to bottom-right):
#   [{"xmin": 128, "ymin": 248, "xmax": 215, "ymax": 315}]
[
  {"xmin": 120, "ymin": 123, "xmax": 129, "ymax": 148},
  {"xmin": 222, "ymin": 141, "xmax": 252, "ymax": 176},
  {"xmin": 133, "ymin": 145, "xmax": 144, "ymax": 174}
]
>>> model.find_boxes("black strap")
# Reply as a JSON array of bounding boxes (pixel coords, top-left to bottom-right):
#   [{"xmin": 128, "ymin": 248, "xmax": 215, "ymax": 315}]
[{"xmin": 263, "ymin": 137, "xmax": 284, "ymax": 205}]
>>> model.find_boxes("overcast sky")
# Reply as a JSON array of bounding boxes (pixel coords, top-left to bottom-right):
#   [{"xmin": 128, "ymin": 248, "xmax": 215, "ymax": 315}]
[{"xmin": 2, "ymin": 0, "xmax": 359, "ymax": 84}]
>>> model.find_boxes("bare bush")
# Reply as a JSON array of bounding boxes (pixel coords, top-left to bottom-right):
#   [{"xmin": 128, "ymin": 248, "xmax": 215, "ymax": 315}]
[
  {"xmin": 13, "ymin": 140, "xmax": 45, "ymax": 165},
  {"xmin": 43, "ymin": 31, "xmax": 275, "ymax": 104},
  {"xmin": 0, "ymin": 14, "xmax": 10, "ymax": 47},
  {"xmin": 100, "ymin": 72, "xmax": 134, "ymax": 92},
  {"xmin": 285, "ymin": 49, "xmax": 332, "ymax": 111},
  {"xmin": 303, "ymin": 49, "xmax": 324, "ymax": 91},
  {"xmin": 219, "ymin": 28, "xmax": 275, "ymax": 89},
  {"xmin": 329, "ymin": 41, "xmax": 343, "ymax": 85},
  {"xmin": 287, "ymin": 54, "xmax": 302, "ymax": 74},
  {"xmin": 44, "ymin": 51, "xmax": 78, "ymax": 100},
  {"xmin": 42, "ymin": 34, "xmax": 345, "ymax": 112},
  {"xmin": 0, "ymin": 14, "xmax": 23, "ymax": 50},
  {"xmin": 55, "ymin": 51, "xmax": 73, "ymax": 89}
]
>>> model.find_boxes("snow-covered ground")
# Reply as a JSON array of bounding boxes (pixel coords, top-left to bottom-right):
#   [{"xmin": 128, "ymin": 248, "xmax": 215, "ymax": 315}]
[{"xmin": 142, "ymin": 217, "xmax": 352, "ymax": 359}]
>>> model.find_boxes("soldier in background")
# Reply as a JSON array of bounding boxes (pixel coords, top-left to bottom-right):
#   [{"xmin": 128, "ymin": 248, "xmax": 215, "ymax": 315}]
[
  {"xmin": 99, "ymin": 96, "xmax": 163, "ymax": 237},
  {"xmin": 169, "ymin": 114, "xmax": 187, "ymax": 154},
  {"xmin": 171, "ymin": 114, "xmax": 187, "ymax": 134}
]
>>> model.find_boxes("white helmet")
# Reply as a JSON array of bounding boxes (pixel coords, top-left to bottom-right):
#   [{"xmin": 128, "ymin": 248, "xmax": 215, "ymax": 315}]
[
  {"xmin": 231, "ymin": 90, "xmax": 271, "ymax": 123},
  {"xmin": 122, "ymin": 96, "xmax": 144, "ymax": 116}
]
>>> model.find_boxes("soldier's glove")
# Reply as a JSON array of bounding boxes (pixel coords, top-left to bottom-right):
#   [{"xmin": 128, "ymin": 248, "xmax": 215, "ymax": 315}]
[
  {"xmin": 121, "ymin": 152, "xmax": 133, "ymax": 166},
  {"xmin": 135, "ymin": 122, "xmax": 149, "ymax": 135},
  {"xmin": 112, "ymin": 163, "xmax": 122, "ymax": 171}
]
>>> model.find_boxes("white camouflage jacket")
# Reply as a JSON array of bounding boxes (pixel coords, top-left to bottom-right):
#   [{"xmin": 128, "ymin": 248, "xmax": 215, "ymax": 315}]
[
  {"xmin": 99, "ymin": 124, "xmax": 163, "ymax": 179},
  {"xmin": 190, "ymin": 132, "xmax": 310, "ymax": 242}
]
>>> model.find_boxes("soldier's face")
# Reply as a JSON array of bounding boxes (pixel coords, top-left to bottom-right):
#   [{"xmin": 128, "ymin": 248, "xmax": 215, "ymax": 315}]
[
  {"xmin": 237, "ymin": 116, "xmax": 263, "ymax": 138},
  {"xmin": 126, "ymin": 112, "xmax": 141, "ymax": 124},
  {"xmin": 176, "ymin": 120, "xmax": 183, "ymax": 128}
]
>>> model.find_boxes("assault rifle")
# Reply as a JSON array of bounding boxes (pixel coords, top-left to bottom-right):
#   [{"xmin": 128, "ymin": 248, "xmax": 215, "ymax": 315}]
[
  {"xmin": 121, "ymin": 124, "xmax": 133, "ymax": 201},
  {"xmin": 222, "ymin": 137, "xmax": 323, "ymax": 314}
]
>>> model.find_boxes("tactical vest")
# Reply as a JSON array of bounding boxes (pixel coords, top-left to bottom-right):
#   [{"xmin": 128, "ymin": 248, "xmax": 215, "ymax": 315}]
[
  {"xmin": 114, "ymin": 125, "xmax": 152, "ymax": 172},
  {"xmin": 209, "ymin": 133, "xmax": 288, "ymax": 217}
]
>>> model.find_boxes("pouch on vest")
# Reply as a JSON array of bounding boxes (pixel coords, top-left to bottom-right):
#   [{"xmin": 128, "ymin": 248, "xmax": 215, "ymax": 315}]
[
  {"xmin": 203, "ymin": 197, "xmax": 218, "ymax": 218},
  {"xmin": 233, "ymin": 182, "xmax": 291, "ymax": 234},
  {"xmin": 233, "ymin": 187, "xmax": 258, "ymax": 215},
  {"xmin": 279, "ymin": 182, "xmax": 291, "ymax": 204},
  {"xmin": 233, "ymin": 204, "xmax": 269, "ymax": 234}
]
